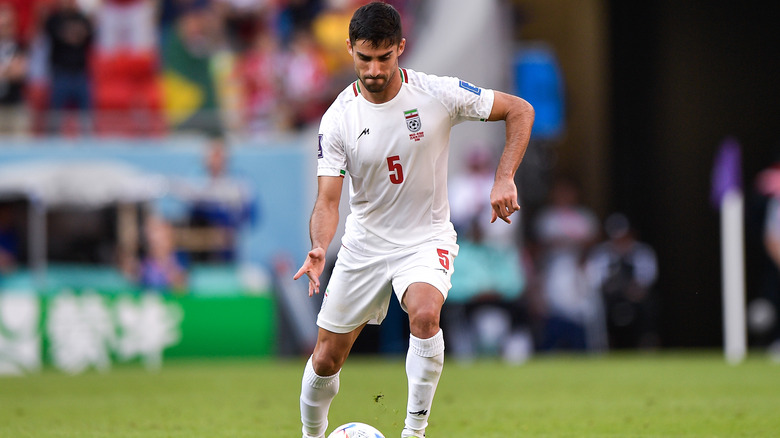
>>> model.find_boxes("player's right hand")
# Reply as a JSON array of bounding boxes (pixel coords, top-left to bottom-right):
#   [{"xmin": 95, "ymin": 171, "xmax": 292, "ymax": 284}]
[{"xmin": 293, "ymin": 247, "xmax": 327, "ymax": 296}]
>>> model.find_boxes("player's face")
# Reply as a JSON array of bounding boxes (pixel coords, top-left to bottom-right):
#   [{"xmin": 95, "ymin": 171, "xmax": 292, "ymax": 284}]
[{"xmin": 348, "ymin": 38, "xmax": 406, "ymax": 95}]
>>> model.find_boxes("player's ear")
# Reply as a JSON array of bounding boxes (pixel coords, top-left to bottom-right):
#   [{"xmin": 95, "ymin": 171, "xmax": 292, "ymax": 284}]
[
  {"xmin": 397, "ymin": 38, "xmax": 406, "ymax": 56},
  {"xmin": 346, "ymin": 38, "xmax": 353, "ymax": 56}
]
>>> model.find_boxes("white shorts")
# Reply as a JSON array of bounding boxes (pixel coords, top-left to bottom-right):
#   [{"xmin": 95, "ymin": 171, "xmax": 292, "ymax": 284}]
[{"xmin": 316, "ymin": 240, "xmax": 459, "ymax": 333}]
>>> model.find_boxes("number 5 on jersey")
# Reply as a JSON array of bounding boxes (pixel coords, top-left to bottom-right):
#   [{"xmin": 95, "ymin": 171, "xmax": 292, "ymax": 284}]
[
  {"xmin": 437, "ymin": 248, "xmax": 450, "ymax": 270},
  {"xmin": 387, "ymin": 155, "xmax": 404, "ymax": 184}
]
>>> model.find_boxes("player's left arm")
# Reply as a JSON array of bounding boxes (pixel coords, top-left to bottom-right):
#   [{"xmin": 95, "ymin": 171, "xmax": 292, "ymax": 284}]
[{"xmin": 486, "ymin": 91, "xmax": 535, "ymax": 224}]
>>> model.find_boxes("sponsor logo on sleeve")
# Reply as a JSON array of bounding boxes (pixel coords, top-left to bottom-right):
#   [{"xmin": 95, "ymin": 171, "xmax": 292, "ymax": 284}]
[
  {"xmin": 317, "ymin": 134, "xmax": 323, "ymax": 158},
  {"xmin": 459, "ymin": 80, "xmax": 482, "ymax": 95}
]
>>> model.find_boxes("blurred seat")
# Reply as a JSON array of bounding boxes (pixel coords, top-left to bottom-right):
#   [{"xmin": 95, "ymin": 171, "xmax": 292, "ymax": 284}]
[{"xmin": 91, "ymin": 49, "xmax": 166, "ymax": 137}]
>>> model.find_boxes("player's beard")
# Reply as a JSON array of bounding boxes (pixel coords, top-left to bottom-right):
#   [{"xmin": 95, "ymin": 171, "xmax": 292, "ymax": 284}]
[
  {"xmin": 360, "ymin": 75, "xmax": 388, "ymax": 93},
  {"xmin": 360, "ymin": 68, "xmax": 396, "ymax": 93}
]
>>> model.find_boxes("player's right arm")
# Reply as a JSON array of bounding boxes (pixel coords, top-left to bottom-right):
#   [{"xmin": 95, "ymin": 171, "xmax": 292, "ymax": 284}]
[{"xmin": 294, "ymin": 175, "xmax": 344, "ymax": 296}]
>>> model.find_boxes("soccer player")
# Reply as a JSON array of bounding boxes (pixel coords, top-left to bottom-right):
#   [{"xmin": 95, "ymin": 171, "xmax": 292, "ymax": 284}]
[{"xmin": 293, "ymin": 2, "xmax": 534, "ymax": 437}]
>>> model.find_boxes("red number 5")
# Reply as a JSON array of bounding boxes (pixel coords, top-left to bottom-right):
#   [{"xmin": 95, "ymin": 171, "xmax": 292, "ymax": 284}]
[
  {"xmin": 437, "ymin": 248, "xmax": 450, "ymax": 270},
  {"xmin": 387, "ymin": 155, "xmax": 404, "ymax": 184}
]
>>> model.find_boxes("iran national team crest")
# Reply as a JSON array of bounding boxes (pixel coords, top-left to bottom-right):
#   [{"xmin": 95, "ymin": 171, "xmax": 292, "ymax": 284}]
[
  {"xmin": 404, "ymin": 108, "xmax": 421, "ymax": 132},
  {"xmin": 404, "ymin": 108, "xmax": 425, "ymax": 142}
]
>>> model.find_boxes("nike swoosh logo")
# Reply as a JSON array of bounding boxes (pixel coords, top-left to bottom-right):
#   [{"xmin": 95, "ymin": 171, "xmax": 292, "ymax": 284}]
[{"xmin": 357, "ymin": 128, "xmax": 369, "ymax": 141}]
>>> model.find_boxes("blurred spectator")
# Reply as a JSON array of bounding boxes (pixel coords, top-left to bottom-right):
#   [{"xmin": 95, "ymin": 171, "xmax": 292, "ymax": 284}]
[
  {"xmin": 172, "ymin": 138, "xmax": 256, "ymax": 263},
  {"xmin": 280, "ymin": 26, "xmax": 330, "ymax": 130},
  {"xmin": 18, "ymin": 0, "xmax": 53, "ymax": 135},
  {"xmin": 444, "ymin": 145, "xmax": 531, "ymax": 363},
  {"xmin": 0, "ymin": 2, "xmax": 29, "ymax": 135},
  {"xmin": 214, "ymin": 0, "xmax": 270, "ymax": 53},
  {"xmin": 158, "ymin": 0, "xmax": 212, "ymax": 40},
  {"xmin": 0, "ymin": 0, "xmax": 43, "ymax": 43},
  {"xmin": 532, "ymin": 175, "xmax": 603, "ymax": 352},
  {"xmin": 95, "ymin": 0, "xmax": 156, "ymax": 53},
  {"xmin": 0, "ymin": 204, "xmax": 19, "ymax": 275},
  {"xmin": 757, "ymin": 162, "xmax": 780, "ymax": 359},
  {"xmin": 450, "ymin": 146, "xmax": 519, "ymax": 247},
  {"xmin": 138, "ymin": 215, "xmax": 188, "ymax": 293},
  {"xmin": 276, "ymin": 0, "xmax": 323, "ymax": 45},
  {"xmin": 43, "ymin": 0, "xmax": 93, "ymax": 135},
  {"xmin": 233, "ymin": 25, "xmax": 284, "ymax": 134},
  {"xmin": 586, "ymin": 213, "xmax": 659, "ymax": 350}
]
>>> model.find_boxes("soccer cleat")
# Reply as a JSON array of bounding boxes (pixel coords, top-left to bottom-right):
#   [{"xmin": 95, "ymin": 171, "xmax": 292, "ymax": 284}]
[{"xmin": 401, "ymin": 427, "xmax": 425, "ymax": 438}]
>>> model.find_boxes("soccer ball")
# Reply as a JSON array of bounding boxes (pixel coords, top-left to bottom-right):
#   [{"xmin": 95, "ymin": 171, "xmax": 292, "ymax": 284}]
[{"xmin": 327, "ymin": 422, "xmax": 385, "ymax": 438}]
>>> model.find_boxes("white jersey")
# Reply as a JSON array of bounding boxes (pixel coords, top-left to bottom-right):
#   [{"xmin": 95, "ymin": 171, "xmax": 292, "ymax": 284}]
[{"xmin": 317, "ymin": 68, "xmax": 495, "ymax": 253}]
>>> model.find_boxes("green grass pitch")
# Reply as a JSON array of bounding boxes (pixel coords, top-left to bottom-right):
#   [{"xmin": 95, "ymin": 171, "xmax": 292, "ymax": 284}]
[{"xmin": 1, "ymin": 353, "xmax": 779, "ymax": 437}]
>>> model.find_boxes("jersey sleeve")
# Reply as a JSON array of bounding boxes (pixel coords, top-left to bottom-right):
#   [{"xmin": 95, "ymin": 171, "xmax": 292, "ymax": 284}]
[
  {"xmin": 316, "ymin": 109, "xmax": 347, "ymax": 178},
  {"xmin": 410, "ymin": 70, "xmax": 495, "ymax": 125}
]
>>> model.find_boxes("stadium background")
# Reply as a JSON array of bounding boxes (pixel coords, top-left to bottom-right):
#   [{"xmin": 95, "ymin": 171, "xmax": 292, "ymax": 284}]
[{"xmin": 1, "ymin": 0, "xmax": 780, "ymax": 375}]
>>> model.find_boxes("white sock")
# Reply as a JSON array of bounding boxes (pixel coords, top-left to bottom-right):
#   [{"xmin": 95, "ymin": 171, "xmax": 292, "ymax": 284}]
[
  {"xmin": 300, "ymin": 356, "xmax": 340, "ymax": 438},
  {"xmin": 405, "ymin": 329, "xmax": 444, "ymax": 432}
]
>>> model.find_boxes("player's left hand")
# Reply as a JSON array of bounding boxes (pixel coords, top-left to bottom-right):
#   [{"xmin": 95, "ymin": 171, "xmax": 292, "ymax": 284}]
[{"xmin": 490, "ymin": 178, "xmax": 521, "ymax": 224}]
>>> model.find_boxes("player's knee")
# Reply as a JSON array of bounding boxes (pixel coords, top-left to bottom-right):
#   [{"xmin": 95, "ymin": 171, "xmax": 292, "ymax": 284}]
[
  {"xmin": 311, "ymin": 343, "xmax": 348, "ymax": 376},
  {"xmin": 409, "ymin": 307, "xmax": 440, "ymax": 338}
]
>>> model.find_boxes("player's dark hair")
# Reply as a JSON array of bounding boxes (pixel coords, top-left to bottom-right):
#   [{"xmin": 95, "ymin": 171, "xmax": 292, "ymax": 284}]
[{"xmin": 349, "ymin": 1, "xmax": 403, "ymax": 48}]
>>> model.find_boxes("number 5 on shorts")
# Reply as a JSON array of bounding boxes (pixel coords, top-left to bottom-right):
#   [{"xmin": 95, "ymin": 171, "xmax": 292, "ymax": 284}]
[{"xmin": 437, "ymin": 248, "xmax": 450, "ymax": 270}]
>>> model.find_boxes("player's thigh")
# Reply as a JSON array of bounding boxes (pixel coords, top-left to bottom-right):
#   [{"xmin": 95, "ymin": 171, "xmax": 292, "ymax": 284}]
[
  {"xmin": 317, "ymin": 247, "xmax": 393, "ymax": 333},
  {"xmin": 392, "ymin": 240, "xmax": 458, "ymax": 312}
]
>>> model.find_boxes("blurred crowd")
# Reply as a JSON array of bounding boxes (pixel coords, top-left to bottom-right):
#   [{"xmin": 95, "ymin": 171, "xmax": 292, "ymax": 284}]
[
  {"xmin": 440, "ymin": 144, "xmax": 660, "ymax": 362},
  {"xmin": 752, "ymin": 157, "xmax": 780, "ymax": 359},
  {"xmin": 0, "ymin": 136, "xmax": 257, "ymax": 296},
  {"xmin": 0, "ymin": 0, "xmax": 418, "ymax": 138}
]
